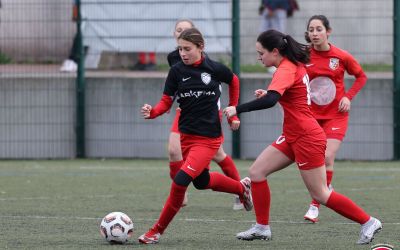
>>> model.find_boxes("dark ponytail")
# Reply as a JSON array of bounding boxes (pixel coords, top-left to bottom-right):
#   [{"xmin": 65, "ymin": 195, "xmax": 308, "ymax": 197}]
[{"xmin": 257, "ymin": 29, "xmax": 309, "ymax": 65}]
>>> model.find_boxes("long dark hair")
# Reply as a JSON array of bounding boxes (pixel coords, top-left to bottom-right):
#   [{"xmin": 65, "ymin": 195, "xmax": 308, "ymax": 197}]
[
  {"xmin": 305, "ymin": 15, "xmax": 331, "ymax": 43},
  {"xmin": 257, "ymin": 29, "xmax": 309, "ymax": 65}
]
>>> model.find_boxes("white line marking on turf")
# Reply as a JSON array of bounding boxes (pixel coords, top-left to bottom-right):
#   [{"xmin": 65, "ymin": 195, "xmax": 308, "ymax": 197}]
[
  {"xmin": 1, "ymin": 185, "xmax": 400, "ymax": 201},
  {"xmin": 1, "ymin": 215, "xmax": 399, "ymax": 225}
]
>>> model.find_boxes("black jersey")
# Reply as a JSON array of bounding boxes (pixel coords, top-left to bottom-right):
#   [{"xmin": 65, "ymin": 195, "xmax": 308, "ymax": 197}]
[
  {"xmin": 164, "ymin": 56, "xmax": 234, "ymax": 137},
  {"xmin": 167, "ymin": 49, "xmax": 181, "ymax": 67}
]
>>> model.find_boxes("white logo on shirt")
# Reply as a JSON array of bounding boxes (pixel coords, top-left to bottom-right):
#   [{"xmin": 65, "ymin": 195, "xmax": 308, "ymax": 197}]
[
  {"xmin": 305, "ymin": 64, "xmax": 314, "ymax": 67},
  {"xmin": 331, "ymin": 127, "xmax": 340, "ymax": 131},
  {"xmin": 298, "ymin": 162, "xmax": 308, "ymax": 167},
  {"xmin": 201, "ymin": 72, "xmax": 211, "ymax": 85},
  {"xmin": 182, "ymin": 77, "xmax": 191, "ymax": 82},
  {"xmin": 187, "ymin": 165, "xmax": 196, "ymax": 171}
]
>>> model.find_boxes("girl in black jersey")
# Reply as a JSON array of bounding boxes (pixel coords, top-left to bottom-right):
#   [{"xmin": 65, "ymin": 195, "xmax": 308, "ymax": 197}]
[
  {"xmin": 138, "ymin": 28, "xmax": 252, "ymax": 244},
  {"xmin": 167, "ymin": 19, "xmax": 244, "ymax": 210}
]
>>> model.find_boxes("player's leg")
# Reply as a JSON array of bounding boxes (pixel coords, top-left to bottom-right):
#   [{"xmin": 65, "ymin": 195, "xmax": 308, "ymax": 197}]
[
  {"xmin": 139, "ymin": 134, "xmax": 218, "ymax": 244},
  {"xmin": 168, "ymin": 110, "xmax": 188, "ymax": 206},
  {"xmin": 190, "ymin": 147, "xmax": 251, "ymax": 210},
  {"xmin": 300, "ymin": 166, "xmax": 382, "ymax": 244},
  {"xmin": 305, "ymin": 117, "xmax": 347, "ymax": 222},
  {"xmin": 297, "ymin": 133, "xmax": 381, "ymax": 244},
  {"xmin": 237, "ymin": 141, "xmax": 294, "ymax": 241},
  {"xmin": 212, "ymin": 145, "xmax": 243, "ymax": 210}
]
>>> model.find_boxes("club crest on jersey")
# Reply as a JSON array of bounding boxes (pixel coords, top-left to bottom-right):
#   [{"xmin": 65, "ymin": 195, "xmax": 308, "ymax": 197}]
[
  {"xmin": 201, "ymin": 72, "xmax": 211, "ymax": 85},
  {"xmin": 329, "ymin": 58, "xmax": 339, "ymax": 70}
]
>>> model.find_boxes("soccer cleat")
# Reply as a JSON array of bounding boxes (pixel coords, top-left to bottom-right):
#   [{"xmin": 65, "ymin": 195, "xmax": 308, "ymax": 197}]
[
  {"xmin": 240, "ymin": 177, "xmax": 253, "ymax": 211},
  {"xmin": 357, "ymin": 217, "xmax": 382, "ymax": 244},
  {"xmin": 181, "ymin": 192, "xmax": 188, "ymax": 207},
  {"xmin": 236, "ymin": 224, "xmax": 272, "ymax": 241},
  {"xmin": 233, "ymin": 196, "xmax": 244, "ymax": 210},
  {"xmin": 138, "ymin": 228, "xmax": 161, "ymax": 244},
  {"xmin": 304, "ymin": 204, "xmax": 319, "ymax": 223}
]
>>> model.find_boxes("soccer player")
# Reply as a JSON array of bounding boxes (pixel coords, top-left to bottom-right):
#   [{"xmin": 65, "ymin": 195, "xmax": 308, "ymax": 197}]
[
  {"xmin": 167, "ymin": 19, "xmax": 244, "ymax": 210},
  {"xmin": 224, "ymin": 29, "xmax": 382, "ymax": 245},
  {"xmin": 303, "ymin": 15, "xmax": 368, "ymax": 223},
  {"xmin": 138, "ymin": 28, "xmax": 253, "ymax": 244}
]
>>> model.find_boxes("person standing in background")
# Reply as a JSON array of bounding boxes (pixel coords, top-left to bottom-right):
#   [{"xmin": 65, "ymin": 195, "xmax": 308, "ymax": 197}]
[
  {"xmin": 60, "ymin": 0, "xmax": 79, "ymax": 72},
  {"xmin": 302, "ymin": 14, "xmax": 368, "ymax": 223},
  {"xmin": 258, "ymin": 0, "xmax": 298, "ymax": 33},
  {"xmin": 258, "ymin": 0, "xmax": 299, "ymax": 74},
  {"xmin": 132, "ymin": 52, "xmax": 157, "ymax": 71}
]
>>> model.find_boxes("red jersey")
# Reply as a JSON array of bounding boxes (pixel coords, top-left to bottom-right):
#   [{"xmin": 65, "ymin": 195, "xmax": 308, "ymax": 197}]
[
  {"xmin": 306, "ymin": 44, "xmax": 367, "ymax": 119},
  {"xmin": 268, "ymin": 58, "xmax": 322, "ymax": 143}
]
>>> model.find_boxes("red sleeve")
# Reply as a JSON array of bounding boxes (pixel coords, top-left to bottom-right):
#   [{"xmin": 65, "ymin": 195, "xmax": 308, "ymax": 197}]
[
  {"xmin": 228, "ymin": 74, "xmax": 240, "ymax": 106},
  {"xmin": 228, "ymin": 74, "xmax": 240, "ymax": 124},
  {"xmin": 149, "ymin": 94, "xmax": 173, "ymax": 119},
  {"xmin": 344, "ymin": 55, "xmax": 367, "ymax": 100}
]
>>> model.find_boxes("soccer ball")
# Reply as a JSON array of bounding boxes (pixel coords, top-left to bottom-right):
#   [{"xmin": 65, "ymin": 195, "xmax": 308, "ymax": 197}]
[{"xmin": 100, "ymin": 212, "xmax": 134, "ymax": 244}]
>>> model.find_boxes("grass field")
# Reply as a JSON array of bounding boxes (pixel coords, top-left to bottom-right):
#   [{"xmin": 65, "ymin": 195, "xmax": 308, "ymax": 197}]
[{"xmin": 0, "ymin": 159, "xmax": 398, "ymax": 249}]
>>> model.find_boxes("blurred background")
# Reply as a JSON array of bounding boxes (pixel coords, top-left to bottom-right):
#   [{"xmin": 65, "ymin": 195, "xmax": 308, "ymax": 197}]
[{"xmin": 0, "ymin": 0, "xmax": 398, "ymax": 160}]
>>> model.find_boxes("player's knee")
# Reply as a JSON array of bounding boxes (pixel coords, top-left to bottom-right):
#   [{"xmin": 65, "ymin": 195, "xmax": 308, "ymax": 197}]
[
  {"xmin": 173, "ymin": 170, "xmax": 192, "ymax": 187},
  {"xmin": 192, "ymin": 169, "xmax": 210, "ymax": 190},
  {"xmin": 325, "ymin": 152, "xmax": 335, "ymax": 167},
  {"xmin": 310, "ymin": 190, "xmax": 330, "ymax": 205},
  {"xmin": 248, "ymin": 166, "xmax": 264, "ymax": 180}
]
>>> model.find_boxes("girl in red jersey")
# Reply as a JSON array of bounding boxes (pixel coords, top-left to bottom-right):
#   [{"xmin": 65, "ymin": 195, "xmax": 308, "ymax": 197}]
[
  {"xmin": 224, "ymin": 29, "xmax": 381, "ymax": 244},
  {"xmin": 138, "ymin": 28, "xmax": 253, "ymax": 244},
  {"xmin": 302, "ymin": 15, "xmax": 368, "ymax": 223},
  {"xmin": 167, "ymin": 19, "xmax": 243, "ymax": 210}
]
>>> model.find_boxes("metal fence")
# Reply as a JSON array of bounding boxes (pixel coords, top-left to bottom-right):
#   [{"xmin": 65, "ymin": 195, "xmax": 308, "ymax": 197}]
[{"xmin": 0, "ymin": 0, "xmax": 398, "ymax": 160}]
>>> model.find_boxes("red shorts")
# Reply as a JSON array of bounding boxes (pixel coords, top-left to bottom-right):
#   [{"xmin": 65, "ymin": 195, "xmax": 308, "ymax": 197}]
[
  {"xmin": 180, "ymin": 133, "xmax": 222, "ymax": 179},
  {"xmin": 170, "ymin": 109, "xmax": 180, "ymax": 133},
  {"xmin": 317, "ymin": 115, "xmax": 349, "ymax": 141},
  {"xmin": 272, "ymin": 132, "xmax": 326, "ymax": 170}
]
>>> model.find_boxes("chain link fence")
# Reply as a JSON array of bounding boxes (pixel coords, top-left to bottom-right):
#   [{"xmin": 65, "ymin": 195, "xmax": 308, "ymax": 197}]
[{"xmin": 0, "ymin": 0, "xmax": 396, "ymax": 159}]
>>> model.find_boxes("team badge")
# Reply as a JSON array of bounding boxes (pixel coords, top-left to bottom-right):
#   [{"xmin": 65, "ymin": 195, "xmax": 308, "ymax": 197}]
[
  {"xmin": 371, "ymin": 244, "xmax": 394, "ymax": 250},
  {"xmin": 329, "ymin": 58, "xmax": 339, "ymax": 70},
  {"xmin": 201, "ymin": 72, "xmax": 211, "ymax": 85}
]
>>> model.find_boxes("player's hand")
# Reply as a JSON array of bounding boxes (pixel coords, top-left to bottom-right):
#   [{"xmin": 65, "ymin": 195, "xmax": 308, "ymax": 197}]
[
  {"xmin": 223, "ymin": 106, "xmax": 237, "ymax": 118},
  {"xmin": 141, "ymin": 104, "xmax": 152, "ymax": 119},
  {"xmin": 338, "ymin": 97, "xmax": 351, "ymax": 112},
  {"xmin": 230, "ymin": 119, "xmax": 240, "ymax": 131},
  {"xmin": 254, "ymin": 89, "xmax": 267, "ymax": 98}
]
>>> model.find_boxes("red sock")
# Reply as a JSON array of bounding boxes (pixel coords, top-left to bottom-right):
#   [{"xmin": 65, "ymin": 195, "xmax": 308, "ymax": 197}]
[
  {"xmin": 149, "ymin": 52, "xmax": 156, "ymax": 64},
  {"xmin": 206, "ymin": 172, "xmax": 243, "ymax": 195},
  {"xmin": 154, "ymin": 182, "xmax": 187, "ymax": 234},
  {"xmin": 169, "ymin": 160, "xmax": 184, "ymax": 180},
  {"xmin": 252, "ymin": 180, "xmax": 270, "ymax": 225},
  {"xmin": 311, "ymin": 170, "xmax": 334, "ymax": 208},
  {"xmin": 217, "ymin": 155, "xmax": 241, "ymax": 181},
  {"xmin": 325, "ymin": 191, "xmax": 370, "ymax": 224},
  {"xmin": 326, "ymin": 170, "xmax": 333, "ymax": 186},
  {"xmin": 138, "ymin": 52, "xmax": 146, "ymax": 64}
]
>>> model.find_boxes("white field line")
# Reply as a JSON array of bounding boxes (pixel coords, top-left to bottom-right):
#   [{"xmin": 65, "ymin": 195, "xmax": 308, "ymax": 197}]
[
  {"xmin": 0, "ymin": 215, "xmax": 399, "ymax": 225},
  {"xmin": 1, "ymin": 185, "xmax": 400, "ymax": 201}
]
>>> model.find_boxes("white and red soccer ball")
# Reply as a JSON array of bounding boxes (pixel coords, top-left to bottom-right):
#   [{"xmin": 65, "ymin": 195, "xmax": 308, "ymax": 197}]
[{"xmin": 100, "ymin": 212, "xmax": 134, "ymax": 244}]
